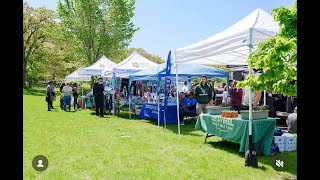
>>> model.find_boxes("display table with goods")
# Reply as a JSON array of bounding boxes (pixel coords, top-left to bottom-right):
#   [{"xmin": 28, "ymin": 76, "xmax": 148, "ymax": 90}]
[
  {"xmin": 195, "ymin": 112, "xmax": 276, "ymax": 156},
  {"xmin": 85, "ymin": 95, "xmax": 93, "ymax": 109},
  {"xmin": 139, "ymin": 101, "xmax": 178, "ymax": 124}
]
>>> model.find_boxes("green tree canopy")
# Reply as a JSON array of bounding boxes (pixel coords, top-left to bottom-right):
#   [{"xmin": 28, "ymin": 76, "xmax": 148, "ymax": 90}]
[
  {"xmin": 238, "ymin": 1, "xmax": 297, "ymax": 96},
  {"xmin": 57, "ymin": 0, "xmax": 139, "ymax": 66},
  {"xmin": 23, "ymin": 2, "xmax": 55, "ymax": 87}
]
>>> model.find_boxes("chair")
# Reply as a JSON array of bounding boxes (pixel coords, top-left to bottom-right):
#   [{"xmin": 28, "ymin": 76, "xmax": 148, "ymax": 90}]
[{"xmin": 181, "ymin": 104, "xmax": 197, "ymax": 123}]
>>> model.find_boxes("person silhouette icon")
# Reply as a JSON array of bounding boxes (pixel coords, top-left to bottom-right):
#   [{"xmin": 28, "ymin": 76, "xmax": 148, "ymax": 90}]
[{"xmin": 37, "ymin": 160, "xmax": 44, "ymax": 168}]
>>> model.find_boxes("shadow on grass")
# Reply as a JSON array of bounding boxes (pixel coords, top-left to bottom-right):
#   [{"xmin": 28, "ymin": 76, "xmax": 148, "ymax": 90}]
[
  {"xmin": 207, "ymin": 140, "xmax": 296, "ymax": 175},
  {"xmin": 259, "ymin": 152, "xmax": 297, "ymax": 176},
  {"xmin": 23, "ymin": 87, "xmax": 61, "ymax": 97},
  {"xmin": 23, "ymin": 88, "xmax": 47, "ymax": 96},
  {"xmin": 136, "ymin": 116, "xmax": 204, "ymax": 137},
  {"xmin": 207, "ymin": 140, "xmax": 270, "ymax": 171}
]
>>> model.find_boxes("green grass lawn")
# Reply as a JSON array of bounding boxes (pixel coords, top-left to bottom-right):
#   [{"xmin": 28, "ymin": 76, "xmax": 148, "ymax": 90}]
[{"xmin": 23, "ymin": 89, "xmax": 297, "ymax": 179}]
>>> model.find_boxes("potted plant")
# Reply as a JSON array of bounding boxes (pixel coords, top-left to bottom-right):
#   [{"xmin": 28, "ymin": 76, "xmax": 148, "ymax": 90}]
[
  {"xmin": 206, "ymin": 103, "xmax": 230, "ymax": 115},
  {"xmin": 240, "ymin": 105, "xmax": 269, "ymax": 120}
]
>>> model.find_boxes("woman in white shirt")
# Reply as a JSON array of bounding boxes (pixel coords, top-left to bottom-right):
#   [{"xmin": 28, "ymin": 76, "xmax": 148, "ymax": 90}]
[
  {"xmin": 221, "ymin": 87, "xmax": 229, "ymax": 104},
  {"xmin": 242, "ymin": 87, "xmax": 262, "ymax": 110},
  {"xmin": 181, "ymin": 81, "xmax": 189, "ymax": 94}
]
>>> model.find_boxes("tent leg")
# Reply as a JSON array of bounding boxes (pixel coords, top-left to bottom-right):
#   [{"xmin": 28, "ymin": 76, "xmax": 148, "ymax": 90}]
[
  {"xmin": 175, "ymin": 59, "xmax": 180, "ymax": 138},
  {"xmin": 264, "ymin": 90, "xmax": 266, "ymax": 106},
  {"xmin": 129, "ymin": 94, "xmax": 131, "ymax": 119}
]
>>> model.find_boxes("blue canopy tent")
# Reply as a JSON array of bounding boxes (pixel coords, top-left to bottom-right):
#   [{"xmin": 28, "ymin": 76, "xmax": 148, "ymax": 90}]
[{"xmin": 128, "ymin": 63, "xmax": 229, "ymax": 126}]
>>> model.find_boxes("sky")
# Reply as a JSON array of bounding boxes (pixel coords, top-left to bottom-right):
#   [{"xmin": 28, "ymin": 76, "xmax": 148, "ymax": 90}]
[{"xmin": 24, "ymin": 0, "xmax": 295, "ymax": 60}]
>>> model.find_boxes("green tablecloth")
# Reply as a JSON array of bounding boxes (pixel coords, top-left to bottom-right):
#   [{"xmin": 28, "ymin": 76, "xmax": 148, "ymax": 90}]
[{"xmin": 195, "ymin": 114, "xmax": 276, "ymax": 156}]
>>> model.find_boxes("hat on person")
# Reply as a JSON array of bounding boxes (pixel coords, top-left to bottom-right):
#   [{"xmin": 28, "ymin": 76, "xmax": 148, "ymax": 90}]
[
  {"xmin": 201, "ymin": 75, "xmax": 207, "ymax": 79},
  {"xmin": 97, "ymin": 77, "xmax": 103, "ymax": 80}
]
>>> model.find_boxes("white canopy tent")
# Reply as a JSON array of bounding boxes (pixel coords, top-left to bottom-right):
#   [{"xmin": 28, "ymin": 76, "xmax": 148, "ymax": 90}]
[
  {"xmin": 82, "ymin": 55, "xmax": 117, "ymax": 76},
  {"xmin": 65, "ymin": 67, "xmax": 91, "ymax": 82},
  {"xmin": 111, "ymin": 51, "xmax": 158, "ymax": 78},
  {"xmin": 175, "ymin": 8, "xmax": 279, "ymax": 65},
  {"xmin": 65, "ymin": 67, "xmax": 92, "ymax": 108},
  {"xmin": 174, "ymin": 8, "xmax": 280, "ymax": 137}
]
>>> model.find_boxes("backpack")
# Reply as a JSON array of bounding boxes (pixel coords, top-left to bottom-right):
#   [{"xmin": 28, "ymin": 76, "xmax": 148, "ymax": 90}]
[
  {"xmin": 271, "ymin": 142, "xmax": 281, "ymax": 154},
  {"xmin": 274, "ymin": 129, "xmax": 283, "ymax": 136}
]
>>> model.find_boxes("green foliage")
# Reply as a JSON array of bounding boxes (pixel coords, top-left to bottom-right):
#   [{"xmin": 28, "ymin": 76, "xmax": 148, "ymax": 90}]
[
  {"xmin": 238, "ymin": 1, "xmax": 297, "ymax": 96},
  {"xmin": 80, "ymin": 82, "xmax": 92, "ymax": 95},
  {"xmin": 57, "ymin": 0, "xmax": 139, "ymax": 65},
  {"xmin": 23, "ymin": 2, "xmax": 56, "ymax": 87}
]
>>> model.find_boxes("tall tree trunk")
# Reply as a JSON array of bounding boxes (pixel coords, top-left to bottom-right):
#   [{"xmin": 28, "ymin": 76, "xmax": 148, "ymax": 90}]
[
  {"xmin": 23, "ymin": 57, "xmax": 27, "ymax": 88},
  {"xmin": 27, "ymin": 77, "xmax": 33, "ymax": 88}
]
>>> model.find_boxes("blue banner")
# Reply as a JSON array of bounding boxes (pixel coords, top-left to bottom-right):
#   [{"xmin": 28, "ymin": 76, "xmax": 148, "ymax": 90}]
[{"xmin": 164, "ymin": 51, "xmax": 172, "ymax": 112}]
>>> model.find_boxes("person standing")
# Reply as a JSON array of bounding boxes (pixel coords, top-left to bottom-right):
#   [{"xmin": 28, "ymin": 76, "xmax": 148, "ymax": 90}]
[
  {"xmin": 194, "ymin": 75, "xmax": 213, "ymax": 115},
  {"xmin": 230, "ymin": 82, "xmax": 243, "ymax": 113},
  {"xmin": 46, "ymin": 81, "xmax": 55, "ymax": 111},
  {"xmin": 221, "ymin": 86, "xmax": 229, "ymax": 105},
  {"xmin": 241, "ymin": 87, "xmax": 262, "ymax": 110},
  {"xmin": 59, "ymin": 82, "xmax": 66, "ymax": 109},
  {"xmin": 72, "ymin": 83, "xmax": 80, "ymax": 111},
  {"xmin": 265, "ymin": 90, "xmax": 276, "ymax": 117},
  {"xmin": 286, "ymin": 106, "xmax": 297, "ymax": 133},
  {"xmin": 93, "ymin": 77, "xmax": 105, "ymax": 117},
  {"xmin": 181, "ymin": 81, "xmax": 189, "ymax": 94},
  {"xmin": 62, "ymin": 82, "xmax": 73, "ymax": 111}
]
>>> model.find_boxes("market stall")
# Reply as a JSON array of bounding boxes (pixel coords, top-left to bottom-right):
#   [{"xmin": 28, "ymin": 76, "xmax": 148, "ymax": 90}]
[
  {"xmin": 174, "ymin": 8, "xmax": 280, "ymax": 139},
  {"xmin": 195, "ymin": 114, "xmax": 276, "ymax": 156},
  {"xmin": 65, "ymin": 67, "xmax": 92, "ymax": 108},
  {"xmin": 129, "ymin": 63, "xmax": 229, "ymax": 125}
]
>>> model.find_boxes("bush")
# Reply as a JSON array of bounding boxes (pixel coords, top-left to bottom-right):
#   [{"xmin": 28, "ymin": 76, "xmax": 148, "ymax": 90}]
[{"xmin": 79, "ymin": 82, "xmax": 91, "ymax": 96}]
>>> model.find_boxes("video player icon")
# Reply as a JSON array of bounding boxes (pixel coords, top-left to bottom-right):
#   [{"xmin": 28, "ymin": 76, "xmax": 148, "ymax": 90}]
[
  {"xmin": 272, "ymin": 156, "xmax": 287, "ymax": 171},
  {"xmin": 32, "ymin": 155, "xmax": 48, "ymax": 172},
  {"xmin": 275, "ymin": 160, "xmax": 284, "ymax": 168}
]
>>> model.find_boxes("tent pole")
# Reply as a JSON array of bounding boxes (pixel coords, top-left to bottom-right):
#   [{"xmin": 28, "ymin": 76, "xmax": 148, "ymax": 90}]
[
  {"xmin": 129, "ymin": 89, "xmax": 131, "ymax": 119},
  {"xmin": 264, "ymin": 90, "xmax": 266, "ymax": 106},
  {"xmin": 82, "ymin": 81, "xmax": 84, "ymax": 109},
  {"xmin": 157, "ymin": 77, "xmax": 161, "ymax": 126},
  {"xmin": 175, "ymin": 54, "xmax": 180, "ymax": 138},
  {"xmin": 248, "ymin": 28, "xmax": 253, "ymax": 138},
  {"xmin": 245, "ymin": 27, "xmax": 258, "ymax": 167}
]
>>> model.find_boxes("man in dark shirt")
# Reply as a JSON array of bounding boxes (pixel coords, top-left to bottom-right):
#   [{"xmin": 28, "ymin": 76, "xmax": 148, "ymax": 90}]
[
  {"xmin": 93, "ymin": 77, "xmax": 105, "ymax": 117},
  {"xmin": 194, "ymin": 75, "xmax": 213, "ymax": 115}
]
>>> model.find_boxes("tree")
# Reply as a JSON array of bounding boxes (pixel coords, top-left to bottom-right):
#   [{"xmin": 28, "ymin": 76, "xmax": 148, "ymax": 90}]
[
  {"xmin": 41, "ymin": 21, "xmax": 82, "ymax": 83},
  {"xmin": 238, "ymin": 1, "xmax": 297, "ymax": 96},
  {"xmin": 57, "ymin": 0, "xmax": 139, "ymax": 66},
  {"xmin": 23, "ymin": 2, "xmax": 55, "ymax": 87}
]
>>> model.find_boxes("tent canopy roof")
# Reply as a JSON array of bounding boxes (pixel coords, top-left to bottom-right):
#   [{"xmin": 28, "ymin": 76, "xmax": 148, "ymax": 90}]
[
  {"xmin": 112, "ymin": 51, "xmax": 158, "ymax": 77},
  {"xmin": 129, "ymin": 63, "xmax": 228, "ymax": 82},
  {"xmin": 82, "ymin": 55, "xmax": 117, "ymax": 75},
  {"xmin": 175, "ymin": 8, "xmax": 279, "ymax": 65},
  {"xmin": 65, "ymin": 67, "xmax": 91, "ymax": 81}
]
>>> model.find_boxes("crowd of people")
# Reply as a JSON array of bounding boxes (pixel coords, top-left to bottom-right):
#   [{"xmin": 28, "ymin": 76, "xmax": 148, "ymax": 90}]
[{"xmin": 45, "ymin": 73, "xmax": 297, "ymax": 133}]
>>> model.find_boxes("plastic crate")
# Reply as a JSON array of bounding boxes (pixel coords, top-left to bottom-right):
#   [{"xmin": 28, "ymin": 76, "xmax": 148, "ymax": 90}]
[
  {"xmin": 240, "ymin": 110, "xmax": 269, "ymax": 120},
  {"xmin": 282, "ymin": 133, "xmax": 296, "ymax": 152},
  {"xmin": 273, "ymin": 136, "xmax": 286, "ymax": 152},
  {"xmin": 206, "ymin": 106, "xmax": 230, "ymax": 115}
]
